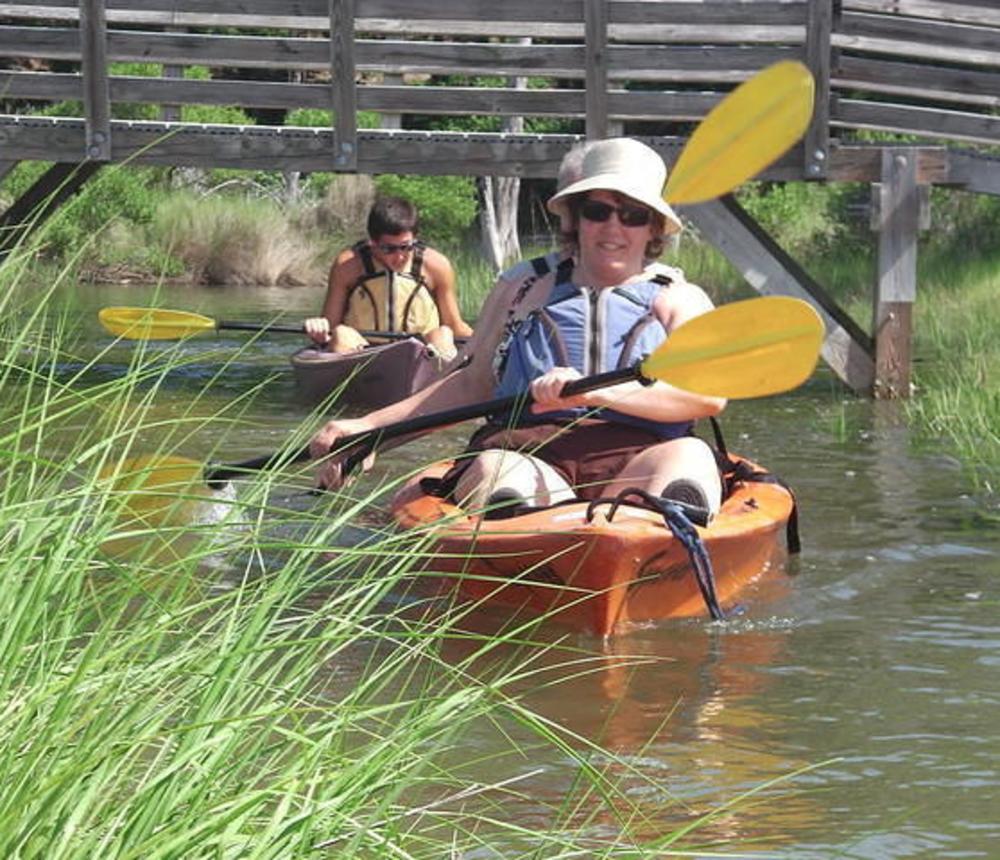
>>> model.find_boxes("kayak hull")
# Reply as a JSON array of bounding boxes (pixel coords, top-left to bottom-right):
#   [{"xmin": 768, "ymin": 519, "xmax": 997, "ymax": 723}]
[
  {"xmin": 289, "ymin": 338, "xmax": 439, "ymax": 407},
  {"xmin": 390, "ymin": 457, "xmax": 794, "ymax": 637}
]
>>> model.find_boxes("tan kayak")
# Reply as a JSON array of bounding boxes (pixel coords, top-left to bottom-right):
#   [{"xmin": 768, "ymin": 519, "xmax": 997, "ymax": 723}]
[{"xmin": 289, "ymin": 338, "xmax": 445, "ymax": 407}]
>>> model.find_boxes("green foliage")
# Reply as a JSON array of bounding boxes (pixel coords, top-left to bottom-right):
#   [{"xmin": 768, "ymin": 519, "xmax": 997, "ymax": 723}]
[
  {"xmin": 285, "ymin": 107, "xmax": 381, "ymax": 129},
  {"xmin": 927, "ymin": 187, "xmax": 1000, "ymax": 254},
  {"xmin": 736, "ymin": 180, "xmax": 867, "ymax": 256},
  {"xmin": 374, "ymin": 174, "xmax": 478, "ymax": 248},
  {"xmin": 181, "ymin": 104, "xmax": 255, "ymax": 125},
  {"xmin": 8, "ymin": 166, "xmax": 162, "ymax": 263}
]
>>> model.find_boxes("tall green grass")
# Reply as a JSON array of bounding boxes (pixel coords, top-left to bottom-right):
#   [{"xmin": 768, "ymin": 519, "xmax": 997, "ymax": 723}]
[{"xmin": 906, "ymin": 245, "xmax": 1000, "ymax": 487}]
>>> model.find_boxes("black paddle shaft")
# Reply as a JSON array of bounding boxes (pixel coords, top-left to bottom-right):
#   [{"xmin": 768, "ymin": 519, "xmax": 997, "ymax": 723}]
[
  {"xmin": 217, "ymin": 320, "xmax": 466, "ymax": 344},
  {"xmin": 203, "ymin": 362, "xmax": 649, "ymax": 487},
  {"xmin": 217, "ymin": 320, "xmax": 305, "ymax": 335}
]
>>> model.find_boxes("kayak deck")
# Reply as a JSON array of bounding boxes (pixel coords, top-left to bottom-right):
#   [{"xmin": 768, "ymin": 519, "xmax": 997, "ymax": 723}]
[{"xmin": 390, "ymin": 458, "xmax": 795, "ymax": 637}]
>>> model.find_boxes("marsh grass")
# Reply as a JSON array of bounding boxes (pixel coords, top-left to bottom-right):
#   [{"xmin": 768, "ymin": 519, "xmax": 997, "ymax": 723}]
[
  {"xmin": 906, "ymin": 244, "xmax": 1000, "ymax": 487},
  {"xmin": 1, "ymin": 242, "xmax": 810, "ymax": 856}
]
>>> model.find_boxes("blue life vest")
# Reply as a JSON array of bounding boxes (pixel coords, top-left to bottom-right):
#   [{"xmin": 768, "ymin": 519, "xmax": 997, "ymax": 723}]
[{"xmin": 493, "ymin": 270, "xmax": 693, "ymax": 439}]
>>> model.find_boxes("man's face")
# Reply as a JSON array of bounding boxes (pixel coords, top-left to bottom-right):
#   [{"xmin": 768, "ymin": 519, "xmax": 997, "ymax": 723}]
[{"xmin": 370, "ymin": 231, "xmax": 416, "ymax": 272}]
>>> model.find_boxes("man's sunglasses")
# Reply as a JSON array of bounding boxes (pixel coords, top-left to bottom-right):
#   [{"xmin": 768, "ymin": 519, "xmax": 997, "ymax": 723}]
[
  {"xmin": 376, "ymin": 241, "xmax": 416, "ymax": 254},
  {"xmin": 578, "ymin": 199, "xmax": 652, "ymax": 228}
]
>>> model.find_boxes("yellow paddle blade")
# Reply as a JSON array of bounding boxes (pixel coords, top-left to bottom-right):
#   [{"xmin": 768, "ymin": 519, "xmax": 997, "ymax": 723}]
[
  {"xmin": 99, "ymin": 307, "xmax": 218, "ymax": 340},
  {"xmin": 643, "ymin": 296, "xmax": 824, "ymax": 399},
  {"xmin": 664, "ymin": 60, "xmax": 815, "ymax": 205},
  {"xmin": 98, "ymin": 455, "xmax": 217, "ymax": 560}
]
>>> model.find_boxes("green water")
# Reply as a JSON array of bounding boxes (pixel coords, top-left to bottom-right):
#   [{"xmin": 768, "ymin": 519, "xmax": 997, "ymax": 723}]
[{"xmin": 51, "ymin": 282, "xmax": 1000, "ymax": 856}]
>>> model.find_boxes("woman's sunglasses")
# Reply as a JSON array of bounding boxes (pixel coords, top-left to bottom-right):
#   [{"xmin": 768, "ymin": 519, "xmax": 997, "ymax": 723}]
[
  {"xmin": 578, "ymin": 199, "xmax": 652, "ymax": 228},
  {"xmin": 376, "ymin": 241, "xmax": 416, "ymax": 254}
]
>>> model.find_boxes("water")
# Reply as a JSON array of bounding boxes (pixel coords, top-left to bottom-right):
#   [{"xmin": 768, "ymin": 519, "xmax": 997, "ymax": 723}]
[{"xmin": 50, "ymin": 282, "xmax": 1000, "ymax": 856}]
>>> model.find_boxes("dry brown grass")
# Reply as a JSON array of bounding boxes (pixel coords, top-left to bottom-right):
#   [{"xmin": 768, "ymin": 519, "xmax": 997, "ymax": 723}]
[
  {"xmin": 298, "ymin": 174, "xmax": 375, "ymax": 238},
  {"xmin": 155, "ymin": 194, "xmax": 329, "ymax": 286}
]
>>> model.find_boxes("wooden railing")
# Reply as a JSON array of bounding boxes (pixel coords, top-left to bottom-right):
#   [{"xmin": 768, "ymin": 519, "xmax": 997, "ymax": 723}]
[{"xmin": 1, "ymin": 0, "xmax": 999, "ymax": 180}]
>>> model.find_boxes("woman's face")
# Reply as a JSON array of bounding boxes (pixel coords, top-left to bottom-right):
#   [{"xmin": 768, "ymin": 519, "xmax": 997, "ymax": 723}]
[{"xmin": 575, "ymin": 190, "xmax": 655, "ymax": 287}]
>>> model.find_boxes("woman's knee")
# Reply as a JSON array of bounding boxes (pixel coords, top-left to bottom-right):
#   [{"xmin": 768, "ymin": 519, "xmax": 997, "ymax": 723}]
[{"xmin": 453, "ymin": 448, "xmax": 572, "ymax": 511}]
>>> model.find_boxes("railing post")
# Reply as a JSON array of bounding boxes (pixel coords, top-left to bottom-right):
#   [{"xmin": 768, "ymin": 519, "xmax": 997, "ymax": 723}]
[
  {"xmin": 584, "ymin": 0, "xmax": 609, "ymax": 140},
  {"xmin": 873, "ymin": 148, "xmax": 919, "ymax": 399},
  {"xmin": 161, "ymin": 26, "xmax": 184, "ymax": 123},
  {"xmin": 80, "ymin": 0, "xmax": 111, "ymax": 161},
  {"xmin": 804, "ymin": 0, "xmax": 834, "ymax": 179},
  {"xmin": 329, "ymin": 0, "xmax": 357, "ymax": 170}
]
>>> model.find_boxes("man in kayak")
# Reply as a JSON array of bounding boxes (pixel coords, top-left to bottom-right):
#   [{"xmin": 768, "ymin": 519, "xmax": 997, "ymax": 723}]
[
  {"xmin": 309, "ymin": 139, "xmax": 724, "ymax": 516},
  {"xmin": 303, "ymin": 196, "xmax": 473, "ymax": 360}
]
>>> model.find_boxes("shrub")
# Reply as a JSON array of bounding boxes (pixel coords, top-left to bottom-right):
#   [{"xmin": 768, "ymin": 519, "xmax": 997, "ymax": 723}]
[{"xmin": 373, "ymin": 175, "xmax": 478, "ymax": 249}]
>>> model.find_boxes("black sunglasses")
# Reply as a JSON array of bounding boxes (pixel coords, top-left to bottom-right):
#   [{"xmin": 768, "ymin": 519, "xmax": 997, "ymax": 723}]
[
  {"xmin": 578, "ymin": 199, "xmax": 652, "ymax": 228},
  {"xmin": 376, "ymin": 241, "xmax": 416, "ymax": 254}
]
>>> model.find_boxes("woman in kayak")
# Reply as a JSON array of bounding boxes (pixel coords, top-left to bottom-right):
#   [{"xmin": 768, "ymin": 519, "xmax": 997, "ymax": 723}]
[{"xmin": 309, "ymin": 138, "xmax": 725, "ymax": 516}]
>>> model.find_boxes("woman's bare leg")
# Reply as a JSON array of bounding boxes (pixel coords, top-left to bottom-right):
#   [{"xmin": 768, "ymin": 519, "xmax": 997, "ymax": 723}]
[
  {"xmin": 453, "ymin": 448, "xmax": 575, "ymax": 512},
  {"xmin": 605, "ymin": 436, "xmax": 722, "ymax": 514}
]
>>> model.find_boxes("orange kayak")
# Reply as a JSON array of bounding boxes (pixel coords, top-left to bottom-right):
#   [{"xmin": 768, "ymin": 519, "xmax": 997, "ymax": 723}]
[{"xmin": 390, "ymin": 456, "xmax": 797, "ymax": 637}]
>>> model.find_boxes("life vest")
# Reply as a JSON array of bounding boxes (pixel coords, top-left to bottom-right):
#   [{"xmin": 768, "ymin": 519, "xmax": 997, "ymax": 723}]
[
  {"xmin": 343, "ymin": 240, "xmax": 440, "ymax": 335},
  {"xmin": 492, "ymin": 267, "xmax": 693, "ymax": 439}
]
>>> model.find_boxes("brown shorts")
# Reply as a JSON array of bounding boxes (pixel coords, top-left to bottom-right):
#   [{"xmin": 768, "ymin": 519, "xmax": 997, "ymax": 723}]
[{"xmin": 443, "ymin": 420, "xmax": 675, "ymax": 501}]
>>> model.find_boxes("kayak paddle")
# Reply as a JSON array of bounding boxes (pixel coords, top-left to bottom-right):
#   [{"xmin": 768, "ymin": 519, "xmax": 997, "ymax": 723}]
[
  {"xmin": 664, "ymin": 59, "xmax": 815, "ymax": 205},
  {"xmin": 205, "ymin": 295, "xmax": 823, "ymax": 485},
  {"xmin": 103, "ymin": 57, "xmax": 820, "ymax": 501},
  {"xmin": 97, "ymin": 306, "xmax": 449, "ymax": 344},
  {"xmin": 100, "ymin": 296, "xmax": 823, "ymax": 526}
]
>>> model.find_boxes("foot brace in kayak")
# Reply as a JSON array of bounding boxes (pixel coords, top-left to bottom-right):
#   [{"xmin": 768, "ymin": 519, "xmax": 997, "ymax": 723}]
[{"xmin": 586, "ymin": 487, "xmax": 725, "ymax": 621}]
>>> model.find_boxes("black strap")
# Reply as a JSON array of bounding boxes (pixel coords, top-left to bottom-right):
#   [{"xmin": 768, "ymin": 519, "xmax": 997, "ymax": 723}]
[
  {"xmin": 354, "ymin": 240, "xmax": 377, "ymax": 277},
  {"xmin": 530, "ymin": 254, "xmax": 552, "ymax": 277},
  {"xmin": 587, "ymin": 487, "xmax": 725, "ymax": 621}
]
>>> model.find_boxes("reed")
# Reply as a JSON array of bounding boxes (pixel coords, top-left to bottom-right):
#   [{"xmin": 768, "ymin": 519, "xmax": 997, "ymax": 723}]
[{"xmin": 907, "ymin": 245, "xmax": 1000, "ymax": 486}]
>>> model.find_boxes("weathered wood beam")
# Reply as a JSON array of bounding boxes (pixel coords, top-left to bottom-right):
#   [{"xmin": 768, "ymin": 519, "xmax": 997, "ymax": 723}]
[
  {"xmin": 844, "ymin": 0, "xmax": 1000, "ymax": 28},
  {"xmin": 836, "ymin": 56, "xmax": 1000, "ymax": 108},
  {"xmin": 945, "ymin": 150, "xmax": 1000, "ymax": 196},
  {"xmin": 804, "ymin": 0, "xmax": 833, "ymax": 179},
  {"xmin": 584, "ymin": 0, "xmax": 608, "ymax": 140},
  {"xmin": 834, "ymin": 99, "xmax": 1000, "ymax": 147},
  {"xmin": 679, "ymin": 194, "xmax": 875, "ymax": 394},
  {"xmin": 873, "ymin": 148, "xmax": 919, "ymax": 399},
  {"xmin": 329, "ymin": 0, "xmax": 356, "ymax": 170},
  {"xmin": 80, "ymin": 0, "xmax": 111, "ymax": 161}
]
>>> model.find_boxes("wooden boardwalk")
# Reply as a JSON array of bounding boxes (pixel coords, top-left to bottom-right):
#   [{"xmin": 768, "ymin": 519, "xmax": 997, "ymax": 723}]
[{"xmin": 2, "ymin": 0, "xmax": 1000, "ymax": 395}]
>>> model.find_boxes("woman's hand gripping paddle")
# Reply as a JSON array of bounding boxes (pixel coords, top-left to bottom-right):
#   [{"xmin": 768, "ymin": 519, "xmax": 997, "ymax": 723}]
[{"xmin": 163, "ymin": 296, "xmax": 825, "ymax": 488}]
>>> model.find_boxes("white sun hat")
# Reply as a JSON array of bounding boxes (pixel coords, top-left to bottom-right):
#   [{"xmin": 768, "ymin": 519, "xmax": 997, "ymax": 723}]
[{"xmin": 547, "ymin": 137, "xmax": 683, "ymax": 235}]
